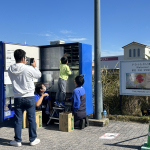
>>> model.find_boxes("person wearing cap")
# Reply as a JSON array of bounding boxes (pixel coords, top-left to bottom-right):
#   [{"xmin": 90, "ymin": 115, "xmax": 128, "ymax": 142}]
[{"xmin": 67, "ymin": 75, "xmax": 89, "ymax": 129}]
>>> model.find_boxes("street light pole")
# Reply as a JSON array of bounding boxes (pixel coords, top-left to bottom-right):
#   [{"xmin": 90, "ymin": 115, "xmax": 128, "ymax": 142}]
[{"xmin": 94, "ymin": 0, "xmax": 102, "ymax": 119}]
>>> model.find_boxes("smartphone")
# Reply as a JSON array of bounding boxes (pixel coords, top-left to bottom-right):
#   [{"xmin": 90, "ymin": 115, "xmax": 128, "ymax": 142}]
[
  {"xmin": 26, "ymin": 57, "xmax": 34, "ymax": 65},
  {"xmin": 30, "ymin": 58, "xmax": 34, "ymax": 65}
]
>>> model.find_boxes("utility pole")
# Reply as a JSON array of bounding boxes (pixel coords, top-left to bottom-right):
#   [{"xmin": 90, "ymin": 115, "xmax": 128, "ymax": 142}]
[{"xmin": 94, "ymin": 0, "xmax": 102, "ymax": 119}]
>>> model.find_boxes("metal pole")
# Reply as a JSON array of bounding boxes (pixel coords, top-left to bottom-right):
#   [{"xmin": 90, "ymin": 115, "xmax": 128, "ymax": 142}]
[{"xmin": 94, "ymin": 0, "xmax": 102, "ymax": 119}]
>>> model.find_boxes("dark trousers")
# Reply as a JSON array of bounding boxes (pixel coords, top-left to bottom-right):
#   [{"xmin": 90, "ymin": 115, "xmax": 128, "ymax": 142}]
[
  {"xmin": 74, "ymin": 111, "xmax": 86, "ymax": 127},
  {"xmin": 42, "ymin": 109, "xmax": 50, "ymax": 123},
  {"xmin": 14, "ymin": 96, "xmax": 37, "ymax": 142}
]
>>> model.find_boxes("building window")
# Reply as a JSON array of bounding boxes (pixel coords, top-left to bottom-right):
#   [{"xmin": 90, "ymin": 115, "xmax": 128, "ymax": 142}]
[
  {"xmin": 137, "ymin": 49, "xmax": 140, "ymax": 57},
  {"xmin": 129, "ymin": 49, "xmax": 132, "ymax": 57},
  {"xmin": 133, "ymin": 49, "xmax": 136, "ymax": 57}
]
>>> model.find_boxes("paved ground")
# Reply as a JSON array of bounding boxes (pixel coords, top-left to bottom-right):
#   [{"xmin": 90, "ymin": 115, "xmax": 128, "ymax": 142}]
[{"xmin": 0, "ymin": 118, "xmax": 148, "ymax": 150}]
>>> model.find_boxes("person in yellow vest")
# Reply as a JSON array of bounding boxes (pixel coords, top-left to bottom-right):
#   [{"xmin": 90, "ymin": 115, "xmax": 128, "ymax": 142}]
[{"xmin": 54, "ymin": 53, "xmax": 72, "ymax": 107}]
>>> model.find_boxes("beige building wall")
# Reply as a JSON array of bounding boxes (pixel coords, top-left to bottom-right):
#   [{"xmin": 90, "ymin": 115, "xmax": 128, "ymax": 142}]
[
  {"xmin": 145, "ymin": 47, "xmax": 150, "ymax": 59},
  {"xmin": 124, "ymin": 44, "xmax": 145, "ymax": 60},
  {"xmin": 124, "ymin": 45, "xmax": 145, "ymax": 60}
]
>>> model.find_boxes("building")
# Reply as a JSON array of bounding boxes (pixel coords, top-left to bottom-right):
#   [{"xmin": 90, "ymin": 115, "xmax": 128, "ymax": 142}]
[
  {"xmin": 92, "ymin": 55, "xmax": 124, "ymax": 74},
  {"xmin": 123, "ymin": 41, "xmax": 150, "ymax": 60},
  {"xmin": 92, "ymin": 41, "xmax": 150, "ymax": 74},
  {"xmin": 100, "ymin": 55, "xmax": 124, "ymax": 69}
]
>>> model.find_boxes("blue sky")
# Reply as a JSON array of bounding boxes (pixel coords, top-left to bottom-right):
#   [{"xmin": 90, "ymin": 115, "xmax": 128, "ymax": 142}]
[{"xmin": 0, "ymin": 0, "xmax": 150, "ymax": 58}]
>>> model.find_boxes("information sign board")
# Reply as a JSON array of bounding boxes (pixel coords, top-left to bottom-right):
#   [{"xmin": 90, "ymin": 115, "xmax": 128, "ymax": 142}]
[{"xmin": 120, "ymin": 60, "xmax": 150, "ymax": 96}]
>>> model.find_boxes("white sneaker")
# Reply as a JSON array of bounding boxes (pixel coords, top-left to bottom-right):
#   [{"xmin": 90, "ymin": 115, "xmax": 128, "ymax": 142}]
[
  {"xmin": 30, "ymin": 138, "xmax": 40, "ymax": 146},
  {"xmin": 10, "ymin": 140, "xmax": 22, "ymax": 147}
]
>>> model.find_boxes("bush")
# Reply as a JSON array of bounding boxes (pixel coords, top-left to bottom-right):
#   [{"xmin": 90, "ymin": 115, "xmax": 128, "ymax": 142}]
[
  {"xmin": 93, "ymin": 69, "xmax": 120, "ymax": 115},
  {"xmin": 93, "ymin": 68, "xmax": 150, "ymax": 116}
]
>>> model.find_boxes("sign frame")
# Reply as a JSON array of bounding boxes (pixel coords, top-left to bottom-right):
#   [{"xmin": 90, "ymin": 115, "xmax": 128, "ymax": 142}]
[{"xmin": 120, "ymin": 60, "xmax": 150, "ymax": 96}]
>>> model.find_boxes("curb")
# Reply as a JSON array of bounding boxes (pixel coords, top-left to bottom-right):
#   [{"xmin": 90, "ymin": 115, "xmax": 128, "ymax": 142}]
[{"xmin": 109, "ymin": 115, "xmax": 149, "ymax": 124}]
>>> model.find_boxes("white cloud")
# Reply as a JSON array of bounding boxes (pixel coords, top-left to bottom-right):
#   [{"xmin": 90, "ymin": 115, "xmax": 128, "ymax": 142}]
[
  {"xmin": 49, "ymin": 37, "xmax": 87, "ymax": 42},
  {"xmin": 21, "ymin": 32, "xmax": 51, "ymax": 37},
  {"xmin": 60, "ymin": 30, "xmax": 73, "ymax": 34},
  {"xmin": 45, "ymin": 34, "xmax": 51, "ymax": 36},
  {"xmin": 38, "ymin": 33, "xmax": 51, "ymax": 37},
  {"xmin": 67, "ymin": 35, "xmax": 77, "ymax": 37},
  {"xmin": 22, "ymin": 30, "xmax": 86, "ymax": 43},
  {"xmin": 67, "ymin": 38, "xmax": 87, "ymax": 41}
]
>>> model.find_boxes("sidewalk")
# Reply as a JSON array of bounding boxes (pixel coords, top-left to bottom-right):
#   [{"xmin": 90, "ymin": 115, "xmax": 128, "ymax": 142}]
[{"xmin": 0, "ymin": 118, "xmax": 148, "ymax": 150}]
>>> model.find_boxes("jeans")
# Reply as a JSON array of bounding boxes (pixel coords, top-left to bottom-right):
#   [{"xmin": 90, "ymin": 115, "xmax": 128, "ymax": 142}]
[
  {"xmin": 55, "ymin": 78, "xmax": 67, "ymax": 103},
  {"xmin": 14, "ymin": 96, "xmax": 37, "ymax": 142}
]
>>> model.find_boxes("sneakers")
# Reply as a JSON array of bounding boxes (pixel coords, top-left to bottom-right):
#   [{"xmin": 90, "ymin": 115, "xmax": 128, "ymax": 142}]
[
  {"xmin": 85, "ymin": 116, "xmax": 89, "ymax": 127},
  {"xmin": 54, "ymin": 101, "xmax": 60, "ymax": 107},
  {"xmin": 79, "ymin": 119, "xmax": 85, "ymax": 130},
  {"xmin": 10, "ymin": 139, "xmax": 40, "ymax": 146},
  {"xmin": 30, "ymin": 138, "xmax": 40, "ymax": 146},
  {"xmin": 60, "ymin": 102, "xmax": 66, "ymax": 108},
  {"xmin": 54, "ymin": 101, "xmax": 66, "ymax": 108},
  {"xmin": 10, "ymin": 140, "xmax": 22, "ymax": 147}
]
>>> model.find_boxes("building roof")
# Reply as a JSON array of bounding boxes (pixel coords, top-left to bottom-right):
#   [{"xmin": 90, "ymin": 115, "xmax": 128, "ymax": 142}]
[{"xmin": 122, "ymin": 41, "xmax": 150, "ymax": 49}]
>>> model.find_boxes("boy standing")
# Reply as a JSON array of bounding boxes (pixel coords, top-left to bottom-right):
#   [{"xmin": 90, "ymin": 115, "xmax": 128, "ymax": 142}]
[{"xmin": 54, "ymin": 53, "xmax": 72, "ymax": 107}]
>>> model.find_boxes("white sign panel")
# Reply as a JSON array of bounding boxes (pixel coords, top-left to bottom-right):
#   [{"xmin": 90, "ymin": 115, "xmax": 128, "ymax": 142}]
[
  {"xmin": 4, "ymin": 43, "xmax": 40, "ymax": 83},
  {"xmin": 99, "ymin": 133, "xmax": 119, "ymax": 139},
  {"xmin": 4, "ymin": 110, "xmax": 11, "ymax": 117},
  {"xmin": 5, "ymin": 50, "xmax": 16, "ymax": 70},
  {"xmin": 5, "ymin": 43, "xmax": 40, "ymax": 70},
  {"xmin": 120, "ymin": 60, "xmax": 150, "ymax": 96},
  {"xmin": 4, "ymin": 72, "xmax": 12, "ymax": 84}
]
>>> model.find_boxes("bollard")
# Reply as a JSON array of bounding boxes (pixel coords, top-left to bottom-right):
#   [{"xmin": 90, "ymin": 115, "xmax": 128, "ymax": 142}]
[{"xmin": 141, "ymin": 116, "xmax": 150, "ymax": 150}]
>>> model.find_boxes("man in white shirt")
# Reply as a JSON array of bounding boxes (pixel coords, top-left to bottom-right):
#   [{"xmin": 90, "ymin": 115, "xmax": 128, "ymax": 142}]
[{"xmin": 8, "ymin": 49, "xmax": 41, "ymax": 147}]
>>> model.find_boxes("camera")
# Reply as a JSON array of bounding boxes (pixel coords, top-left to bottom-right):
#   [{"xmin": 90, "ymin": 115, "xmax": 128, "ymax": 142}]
[{"xmin": 26, "ymin": 57, "xmax": 34, "ymax": 65}]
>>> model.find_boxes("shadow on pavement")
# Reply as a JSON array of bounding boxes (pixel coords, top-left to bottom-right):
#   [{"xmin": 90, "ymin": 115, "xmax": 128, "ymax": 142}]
[
  {"xmin": 43, "ymin": 123, "xmax": 60, "ymax": 131},
  {"xmin": 0, "ymin": 138, "xmax": 31, "ymax": 147},
  {"xmin": 0, "ymin": 117, "xmax": 15, "ymax": 128},
  {"xmin": 0, "ymin": 138, "xmax": 11, "ymax": 146},
  {"xmin": 105, "ymin": 143, "xmax": 141, "ymax": 150},
  {"xmin": 104, "ymin": 134, "xmax": 147, "ymax": 150},
  {"xmin": 43, "ymin": 122, "xmax": 81, "ymax": 131},
  {"xmin": 113, "ymin": 134, "xmax": 147, "ymax": 144}
]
